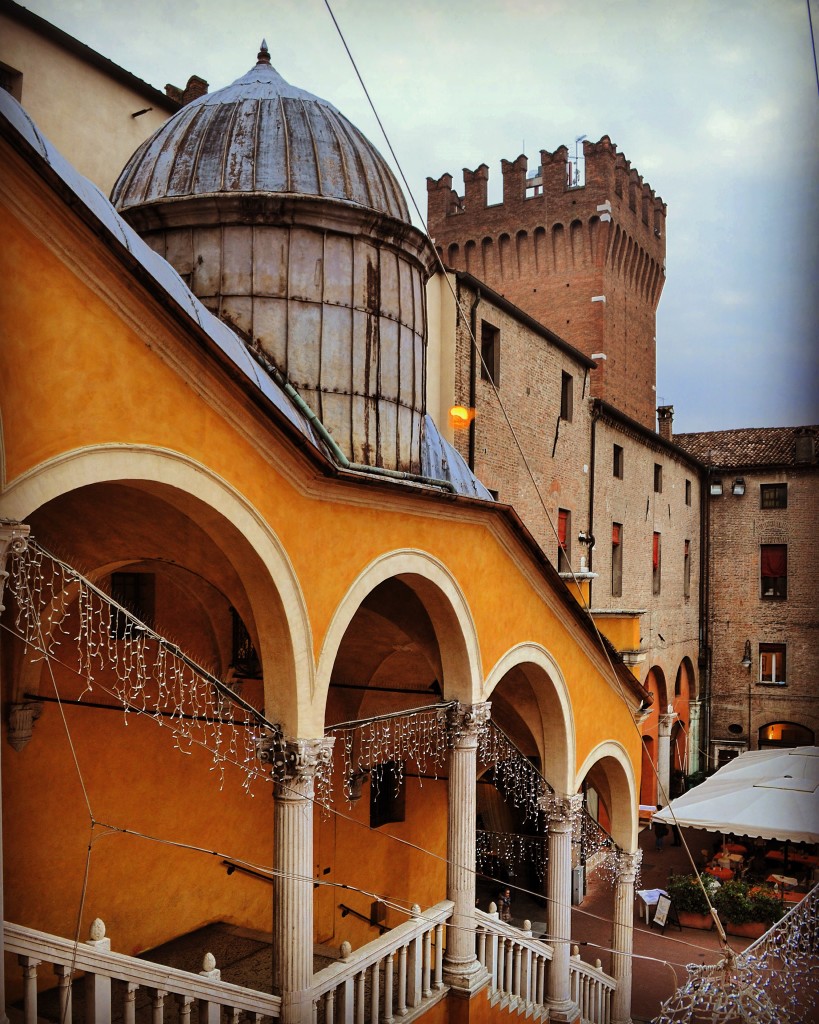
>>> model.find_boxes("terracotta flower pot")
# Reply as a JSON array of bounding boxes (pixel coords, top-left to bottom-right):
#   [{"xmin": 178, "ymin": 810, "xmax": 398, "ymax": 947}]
[
  {"xmin": 726, "ymin": 920, "xmax": 767, "ymax": 939},
  {"xmin": 677, "ymin": 910, "xmax": 713, "ymax": 930}
]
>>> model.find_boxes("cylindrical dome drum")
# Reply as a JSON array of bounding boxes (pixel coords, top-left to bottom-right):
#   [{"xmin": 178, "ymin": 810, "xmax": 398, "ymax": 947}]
[{"xmin": 112, "ymin": 45, "xmax": 436, "ymax": 472}]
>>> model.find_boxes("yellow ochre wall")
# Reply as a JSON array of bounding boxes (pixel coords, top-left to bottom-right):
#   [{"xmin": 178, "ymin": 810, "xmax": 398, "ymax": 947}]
[{"xmin": 0, "ymin": 152, "xmax": 642, "ymax": 983}]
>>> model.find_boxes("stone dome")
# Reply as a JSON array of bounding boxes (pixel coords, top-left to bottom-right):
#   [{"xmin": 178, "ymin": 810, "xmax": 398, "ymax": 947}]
[{"xmin": 111, "ymin": 43, "xmax": 409, "ymax": 222}]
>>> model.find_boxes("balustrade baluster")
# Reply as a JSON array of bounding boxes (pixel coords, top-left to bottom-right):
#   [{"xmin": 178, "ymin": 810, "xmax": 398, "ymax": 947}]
[
  {"xmin": 536, "ymin": 955, "xmax": 546, "ymax": 1004},
  {"xmin": 476, "ymin": 927, "xmax": 486, "ymax": 969},
  {"xmin": 383, "ymin": 951, "xmax": 394, "ymax": 1023},
  {"xmin": 369, "ymin": 961, "xmax": 380, "ymax": 1024},
  {"xmin": 496, "ymin": 937, "xmax": 505, "ymax": 992},
  {"xmin": 19, "ymin": 955, "xmax": 41, "ymax": 1024},
  {"xmin": 227, "ymin": 1006, "xmax": 242, "ymax": 1024},
  {"xmin": 355, "ymin": 971, "xmax": 365, "ymax": 1024},
  {"xmin": 406, "ymin": 932, "xmax": 421, "ymax": 1009},
  {"xmin": 505, "ymin": 939, "xmax": 513, "ymax": 996},
  {"xmin": 177, "ymin": 993, "xmax": 193, "ymax": 1024},
  {"xmin": 433, "ymin": 924, "xmax": 444, "ymax": 990},
  {"xmin": 54, "ymin": 963, "xmax": 73, "ymax": 1024},
  {"xmin": 150, "ymin": 988, "xmax": 166, "ymax": 1024},
  {"xmin": 422, "ymin": 928, "xmax": 432, "ymax": 998},
  {"xmin": 324, "ymin": 988, "xmax": 335, "ymax": 1024},
  {"xmin": 513, "ymin": 942, "xmax": 522, "ymax": 998},
  {"xmin": 396, "ymin": 945, "xmax": 407, "ymax": 1016}
]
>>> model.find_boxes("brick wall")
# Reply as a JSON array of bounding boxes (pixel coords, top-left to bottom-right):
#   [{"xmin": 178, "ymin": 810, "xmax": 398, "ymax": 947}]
[
  {"xmin": 705, "ymin": 468, "xmax": 819, "ymax": 761},
  {"xmin": 591, "ymin": 411, "xmax": 702, "ymax": 718},
  {"xmin": 427, "ymin": 136, "xmax": 666, "ymax": 430}
]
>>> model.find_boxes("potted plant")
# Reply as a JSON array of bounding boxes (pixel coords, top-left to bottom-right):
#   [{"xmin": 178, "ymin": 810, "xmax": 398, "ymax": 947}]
[
  {"xmin": 666, "ymin": 873, "xmax": 718, "ymax": 929},
  {"xmin": 713, "ymin": 880, "xmax": 785, "ymax": 938}
]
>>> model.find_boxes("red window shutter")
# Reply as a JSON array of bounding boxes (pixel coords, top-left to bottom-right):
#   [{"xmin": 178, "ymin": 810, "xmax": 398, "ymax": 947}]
[
  {"xmin": 761, "ymin": 545, "xmax": 786, "ymax": 577},
  {"xmin": 558, "ymin": 510, "xmax": 568, "ymax": 549},
  {"xmin": 653, "ymin": 532, "xmax": 660, "ymax": 569},
  {"xmin": 612, "ymin": 524, "xmax": 620, "ymax": 546},
  {"xmin": 684, "ymin": 539, "xmax": 690, "ymax": 557}
]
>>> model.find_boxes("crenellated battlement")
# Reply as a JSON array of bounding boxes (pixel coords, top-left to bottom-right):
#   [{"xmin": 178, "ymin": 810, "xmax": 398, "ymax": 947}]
[
  {"xmin": 426, "ymin": 136, "xmax": 667, "ymax": 430},
  {"xmin": 427, "ymin": 136, "xmax": 666, "ymax": 239}
]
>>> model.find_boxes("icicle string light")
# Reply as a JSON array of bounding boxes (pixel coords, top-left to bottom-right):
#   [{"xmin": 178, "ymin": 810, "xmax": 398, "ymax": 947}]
[
  {"xmin": 6, "ymin": 538, "xmax": 289, "ymax": 794},
  {"xmin": 328, "ymin": 705, "xmax": 453, "ymax": 804},
  {"xmin": 477, "ymin": 828, "xmax": 548, "ymax": 882},
  {"xmin": 478, "ymin": 720, "xmax": 554, "ymax": 826},
  {"xmin": 654, "ymin": 883, "xmax": 818, "ymax": 1023}
]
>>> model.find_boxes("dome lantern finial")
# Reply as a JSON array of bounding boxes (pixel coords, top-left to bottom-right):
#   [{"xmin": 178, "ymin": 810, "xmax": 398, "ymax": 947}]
[{"xmin": 257, "ymin": 39, "xmax": 271, "ymax": 65}]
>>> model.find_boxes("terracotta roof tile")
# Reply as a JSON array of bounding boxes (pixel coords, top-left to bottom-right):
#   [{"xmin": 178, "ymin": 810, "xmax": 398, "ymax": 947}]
[{"xmin": 674, "ymin": 426, "xmax": 818, "ymax": 469}]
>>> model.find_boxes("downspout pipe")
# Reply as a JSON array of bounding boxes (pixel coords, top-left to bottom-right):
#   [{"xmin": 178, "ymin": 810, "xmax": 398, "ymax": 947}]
[
  {"xmin": 249, "ymin": 347, "xmax": 457, "ymax": 493},
  {"xmin": 699, "ymin": 463, "xmax": 711, "ymax": 767},
  {"xmin": 468, "ymin": 286, "xmax": 481, "ymax": 472}
]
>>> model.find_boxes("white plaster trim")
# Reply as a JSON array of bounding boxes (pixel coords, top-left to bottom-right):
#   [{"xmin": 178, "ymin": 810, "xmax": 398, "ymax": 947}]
[
  {"xmin": 314, "ymin": 548, "xmax": 482, "ymax": 722},
  {"xmin": 574, "ymin": 739, "xmax": 638, "ymax": 850},
  {"xmin": 0, "ymin": 444, "xmax": 315, "ymax": 730},
  {"xmin": 483, "ymin": 642, "xmax": 576, "ymax": 794}
]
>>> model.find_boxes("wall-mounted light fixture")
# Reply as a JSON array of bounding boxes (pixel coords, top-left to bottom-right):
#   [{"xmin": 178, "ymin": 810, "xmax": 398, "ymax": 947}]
[
  {"xmin": 741, "ymin": 639, "xmax": 752, "ymax": 671},
  {"xmin": 710, "ymin": 479, "xmax": 723, "ymax": 496},
  {"xmin": 731, "ymin": 477, "xmax": 746, "ymax": 496}
]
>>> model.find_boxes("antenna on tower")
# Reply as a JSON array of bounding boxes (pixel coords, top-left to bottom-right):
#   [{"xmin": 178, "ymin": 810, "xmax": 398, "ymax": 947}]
[{"xmin": 573, "ymin": 134, "xmax": 588, "ymax": 187}]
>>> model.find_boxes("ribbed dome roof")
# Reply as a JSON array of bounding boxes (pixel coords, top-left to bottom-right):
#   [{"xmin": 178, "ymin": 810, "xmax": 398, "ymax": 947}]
[{"xmin": 111, "ymin": 43, "xmax": 409, "ymax": 222}]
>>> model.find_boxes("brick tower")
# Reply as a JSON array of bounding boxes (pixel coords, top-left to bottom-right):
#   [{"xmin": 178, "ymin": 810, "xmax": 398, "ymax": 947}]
[{"xmin": 427, "ymin": 136, "xmax": 666, "ymax": 429}]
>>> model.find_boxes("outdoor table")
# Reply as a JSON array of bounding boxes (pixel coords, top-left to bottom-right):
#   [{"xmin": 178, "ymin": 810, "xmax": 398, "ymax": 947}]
[
  {"xmin": 724, "ymin": 843, "xmax": 747, "ymax": 854},
  {"xmin": 636, "ymin": 888, "xmax": 667, "ymax": 922},
  {"xmin": 705, "ymin": 866, "xmax": 732, "ymax": 881},
  {"xmin": 766, "ymin": 873, "xmax": 797, "ymax": 890},
  {"xmin": 724, "ymin": 852, "xmax": 744, "ymax": 864}
]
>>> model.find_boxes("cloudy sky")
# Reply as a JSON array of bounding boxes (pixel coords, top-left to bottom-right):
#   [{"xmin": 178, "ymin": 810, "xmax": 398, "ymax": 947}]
[{"xmin": 23, "ymin": 0, "xmax": 819, "ymax": 433}]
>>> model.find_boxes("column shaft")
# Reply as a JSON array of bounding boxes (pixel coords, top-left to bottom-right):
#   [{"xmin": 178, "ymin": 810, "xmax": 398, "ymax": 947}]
[
  {"xmin": 610, "ymin": 850, "xmax": 640, "ymax": 1024},
  {"xmin": 266, "ymin": 735, "xmax": 334, "ymax": 1024},
  {"xmin": 443, "ymin": 703, "xmax": 490, "ymax": 993},
  {"xmin": 545, "ymin": 794, "xmax": 582, "ymax": 1022}
]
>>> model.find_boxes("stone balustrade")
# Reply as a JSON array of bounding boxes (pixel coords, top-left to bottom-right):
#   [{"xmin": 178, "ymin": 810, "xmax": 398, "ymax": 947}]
[
  {"xmin": 475, "ymin": 907, "xmax": 614, "ymax": 1024},
  {"xmin": 5, "ymin": 919, "xmax": 281, "ymax": 1023},
  {"xmin": 309, "ymin": 901, "xmax": 452, "ymax": 1023}
]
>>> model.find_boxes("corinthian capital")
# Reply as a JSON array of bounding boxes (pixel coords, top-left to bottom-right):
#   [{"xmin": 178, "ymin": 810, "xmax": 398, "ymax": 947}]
[
  {"xmin": 256, "ymin": 731, "xmax": 335, "ymax": 782},
  {"xmin": 547, "ymin": 792, "xmax": 584, "ymax": 827},
  {"xmin": 447, "ymin": 701, "xmax": 491, "ymax": 745},
  {"xmin": 613, "ymin": 848, "xmax": 642, "ymax": 883}
]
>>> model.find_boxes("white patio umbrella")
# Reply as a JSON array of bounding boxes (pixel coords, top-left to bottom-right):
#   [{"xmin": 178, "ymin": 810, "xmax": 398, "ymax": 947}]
[{"xmin": 653, "ymin": 746, "xmax": 819, "ymax": 843}]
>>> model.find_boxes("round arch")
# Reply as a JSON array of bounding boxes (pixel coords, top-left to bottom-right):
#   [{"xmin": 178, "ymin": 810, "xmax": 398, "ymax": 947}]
[
  {"xmin": 483, "ymin": 642, "xmax": 576, "ymax": 794},
  {"xmin": 315, "ymin": 548, "xmax": 481, "ymax": 730},
  {"xmin": 0, "ymin": 445, "xmax": 313, "ymax": 730},
  {"xmin": 575, "ymin": 740, "xmax": 638, "ymax": 850}
]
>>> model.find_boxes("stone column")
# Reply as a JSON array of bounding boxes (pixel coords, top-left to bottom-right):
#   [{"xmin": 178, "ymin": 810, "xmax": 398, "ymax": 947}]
[
  {"xmin": 259, "ymin": 733, "xmax": 334, "ymax": 1024},
  {"xmin": 657, "ymin": 711, "xmax": 676, "ymax": 805},
  {"xmin": 0, "ymin": 523, "xmax": 29, "ymax": 1024},
  {"xmin": 610, "ymin": 849, "xmax": 641, "ymax": 1024},
  {"xmin": 545, "ymin": 793, "xmax": 583, "ymax": 1023},
  {"xmin": 687, "ymin": 701, "xmax": 702, "ymax": 778},
  {"xmin": 443, "ymin": 702, "xmax": 491, "ymax": 994}
]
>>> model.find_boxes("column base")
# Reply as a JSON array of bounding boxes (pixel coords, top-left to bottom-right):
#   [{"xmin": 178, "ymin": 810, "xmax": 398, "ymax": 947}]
[
  {"xmin": 442, "ymin": 958, "xmax": 489, "ymax": 997},
  {"xmin": 278, "ymin": 989, "xmax": 312, "ymax": 1024},
  {"xmin": 545, "ymin": 998, "xmax": 582, "ymax": 1023}
]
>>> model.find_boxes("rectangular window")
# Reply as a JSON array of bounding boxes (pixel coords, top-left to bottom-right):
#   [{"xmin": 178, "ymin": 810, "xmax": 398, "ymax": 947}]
[
  {"xmin": 480, "ymin": 321, "xmax": 500, "ymax": 385},
  {"xmin": 370, "ymin": 761, "xmax": 406, "ymax": 828},
  {"xmin": 560, "ymin": 371, "xmax": 573, "ymax": 421},
  {"xmin": 110, "ymin": 572, "xmax": 155, "ymax": 639},
  {"xmin": 683, "ymin": 539, "xmax": 691, "ymax": 598},
  {"xmin": 611, "ymin": 522, "xmax": 623, "ymax": 598},
  {"xmin": 760, "ymin": 484, "xmax": 787, "ymax": 509},
  {"xmin": 613, "ymin": 444, "xmax": 623, "ymax": 479},
  {"xmin": 685, "ymin": 479, "xmax": 692, "ymax": 505},
  {"xmin": 654, "ymin": 463, "xmax": 663, "ymax": 493},
  {"xmin": 557, "ymin": 508, "xmax": 571, "ymax": 572},
  {"xmin": 652, "ymin": 532, "xmax": 661, "ymax": 595},
  {"xmin": 760, "ymin": 544, "xmax": 787, "ymax": 599},
  {"xmin": 0, "ymin": 62, "xmax": 23, "ymax": 101},
  {"xmin": 759, "ymin": 643, "xmax": 786, "ymax": 684}
]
